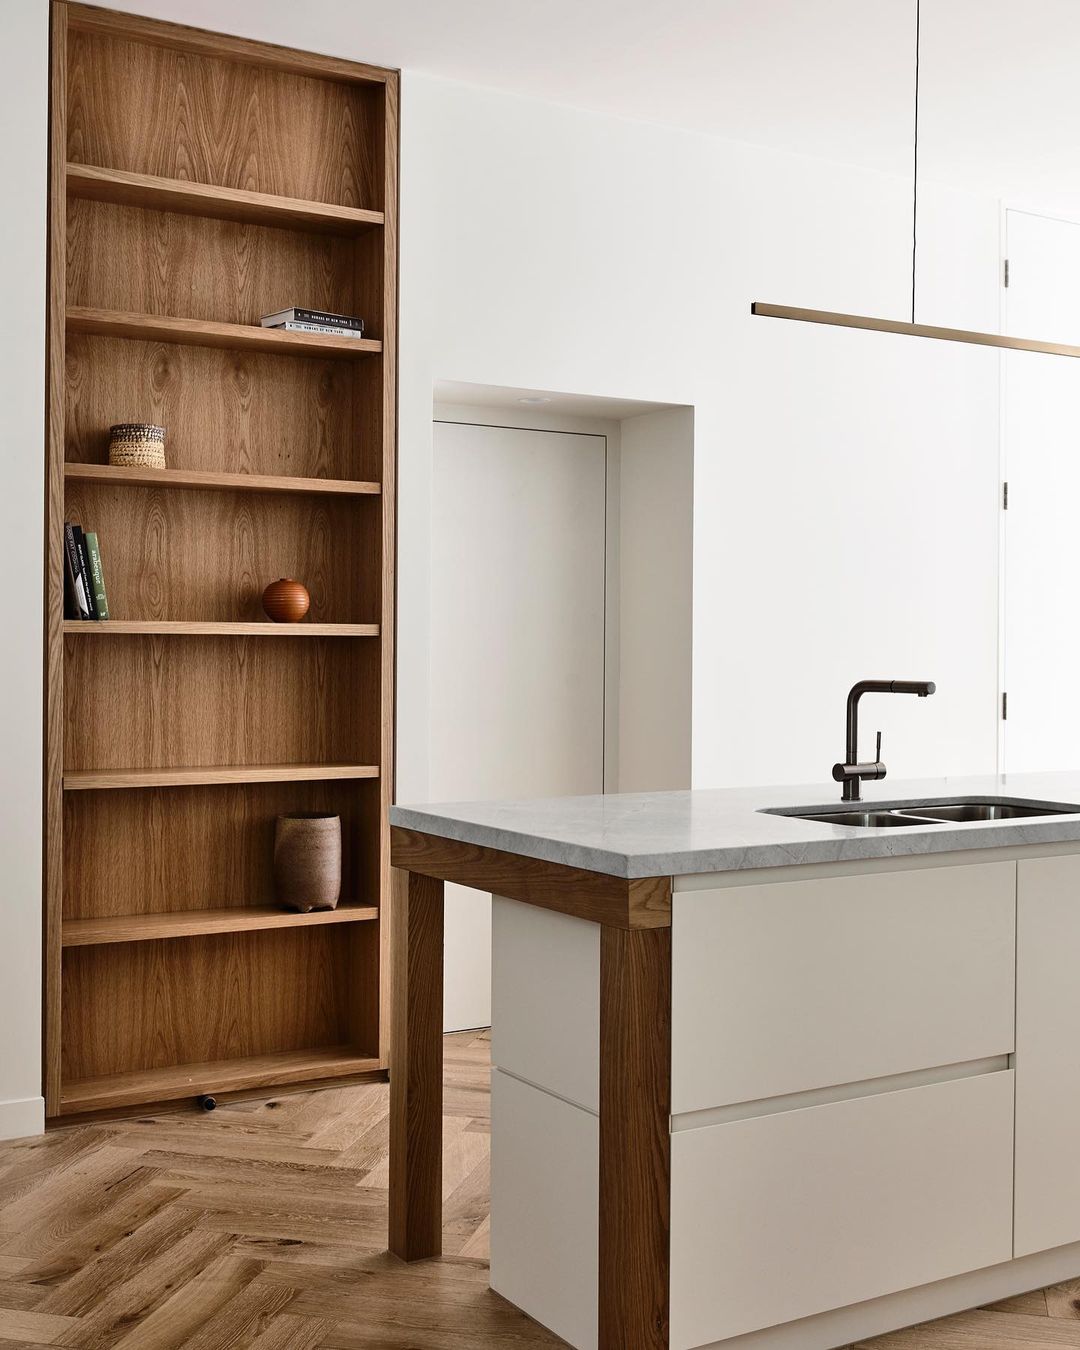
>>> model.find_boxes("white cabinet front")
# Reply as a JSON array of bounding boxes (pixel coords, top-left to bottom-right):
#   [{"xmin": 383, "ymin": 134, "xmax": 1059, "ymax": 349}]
[
  {"xmin": 490, "ymin": 1069, "xmax": 599, "ymax": 1350},
  {"xmin": 672, "ymin": 862, "xmax": 1016, "ymax": 1113},
  {"xmin": 670, "ymin": 1071, "xmax": 1015, "ymax": 1348},
  {"xmin": 1015, "ymin": 854, "xmax": 1080, "ymax": 1256}
]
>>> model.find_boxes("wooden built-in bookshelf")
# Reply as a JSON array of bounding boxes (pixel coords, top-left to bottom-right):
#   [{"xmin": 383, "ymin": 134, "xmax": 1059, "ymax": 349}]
[{"xmin": 45, "ymin": 2, "xmax": 398, "ymax": 1117}]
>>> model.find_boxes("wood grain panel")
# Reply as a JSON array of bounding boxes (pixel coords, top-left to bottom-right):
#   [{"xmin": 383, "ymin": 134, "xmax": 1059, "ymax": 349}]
[
  {"xmin": 67, "ymin": 162, "xmax": 385, "ymax": 234},
  {"xmin": 63, "ymin": 635, "xmax": 378, "ymax": 771},
  {"xmin": 63, "ymin": 482, "xmax": 378, "ymax": 622},
  {"xmin": 63, "ymin": 621, "xmax": 379, "ymax": 637},
  {"xmin": 62, "ymin": 778, "xmax": 381, "ymax": 922},
  {"xmin": 60, "ymin": 1045, "xmax": 381, "ymax": 1114},
  {"xmin": 67, "ymin": 307, "xmax": 381, "ymax": 357},
  {"xmin": 64, "ymin": 461, "xmax": 380, "ymax": 497},
  {"xmin": 67, "ymin": 198, "xmax": 366, "ymax": 330},
  {"xmin": 65, "ymin": 3, "xmax": 394, "ymax": 85},
  {"xmin": 64, "ymin": 334, "xmax": 366, "ymax": 480},
  {"xmin": 61, "ymin": 927, "xmax": 361, "ymax": 1081},
  {"xmin": 45, "ymin": 0, "xmax": 69, "ymax": 1118},
  {"xmin": 63, "ymin": 903, "xmax": 379, "ymax": 946},
  {"xmin": 64, "ymin": 764, "xmax": 378, "ymax": 791},
  {"xmin": 599, "ymin": 925, "xmax": 671, "ymax": 1349},
  {"xmin": 373, "ymin": 72, "xmax": 398, "ymax": 1064},
  {"xmin": 391, "ymin": 827, "xmax": 672, "ymax": 930},
  {"xmin": 389, "ymin": 871, "xmax": 445, "ymax": 1261},
  {"xmin": 67, "ymin": 29, "xmax": 381, "ymax": 207}
]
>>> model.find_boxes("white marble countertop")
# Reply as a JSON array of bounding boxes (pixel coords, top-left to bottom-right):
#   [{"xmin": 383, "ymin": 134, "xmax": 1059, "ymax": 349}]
[{"xmin": 390, "ymin": 771, "xmax": 1080, "ymax": 878}]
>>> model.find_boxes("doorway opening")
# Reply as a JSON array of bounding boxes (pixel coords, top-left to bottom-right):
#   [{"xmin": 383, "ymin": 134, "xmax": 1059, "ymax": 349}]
[{"xmin": 429, "ymin": 380, "xmax": 694, "ymax": 1030}]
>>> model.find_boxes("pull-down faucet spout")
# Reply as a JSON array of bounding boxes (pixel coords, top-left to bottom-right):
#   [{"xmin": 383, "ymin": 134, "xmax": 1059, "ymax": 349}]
[{"xmin": 832, "ymin": 679, "xmax": 936, "ymax": 803}]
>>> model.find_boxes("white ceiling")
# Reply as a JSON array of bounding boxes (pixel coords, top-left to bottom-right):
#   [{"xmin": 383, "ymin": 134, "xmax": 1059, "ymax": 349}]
[
  {"xmin": 434, "ymin": 380, "xmax": 678, "ymax": 422},
  {"xmin": 121, "ymin": 0, "xmax": 1080, "ymax": 210}
]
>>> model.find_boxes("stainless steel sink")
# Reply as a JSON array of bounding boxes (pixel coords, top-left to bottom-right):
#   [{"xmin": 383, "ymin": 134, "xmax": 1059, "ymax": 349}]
[
  {"xmin": 911, "ymin": 802, "xmax": 1069, "ymax": 822},
  {"xmin": 808, "ymin": 810, "xmax": 941, "ymax": 828},
  {"xmin": 765, "ymin": 797, "xmax": 1080, "ymax": 828}
]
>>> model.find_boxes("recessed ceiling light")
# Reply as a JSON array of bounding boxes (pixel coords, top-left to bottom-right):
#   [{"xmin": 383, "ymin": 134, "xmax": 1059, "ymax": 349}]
[{"xmin": 517, "ymin": 395, "xmax": 551, "ymax": 406}]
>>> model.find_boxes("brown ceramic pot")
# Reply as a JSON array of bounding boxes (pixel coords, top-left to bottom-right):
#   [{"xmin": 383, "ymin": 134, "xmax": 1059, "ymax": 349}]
[
  {"xmin": 262, "ymin": 577, "xmax": 310, "ymax": 622},
  {"xmin": 273, "ymin": 813, "xmax": 342, "ymax": 912}
]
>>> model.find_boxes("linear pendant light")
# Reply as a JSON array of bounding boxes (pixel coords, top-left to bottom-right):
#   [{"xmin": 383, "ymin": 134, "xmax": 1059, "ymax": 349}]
[
  {"xmin": 751, "ymin": 2, "xmax": 1080, "ymax": 360},
  {"xmin": 750, "ymin": 302, "xmax": 1080, "ymax": 359}
]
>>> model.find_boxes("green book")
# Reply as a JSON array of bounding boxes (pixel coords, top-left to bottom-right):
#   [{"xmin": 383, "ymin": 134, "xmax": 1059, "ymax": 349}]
[{"xmin": 84, "ymin": 531, "xmax": 110, "ymax": 621}]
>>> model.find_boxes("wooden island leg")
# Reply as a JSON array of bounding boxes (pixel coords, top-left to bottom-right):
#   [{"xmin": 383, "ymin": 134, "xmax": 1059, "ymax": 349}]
[
  {"xmin": 389, "ymin": 869, "xmax": 445, "ymax": 1261},
  {"xmin": 599, "ymin": 924, "xmax": 672, "ymax": 1349}
]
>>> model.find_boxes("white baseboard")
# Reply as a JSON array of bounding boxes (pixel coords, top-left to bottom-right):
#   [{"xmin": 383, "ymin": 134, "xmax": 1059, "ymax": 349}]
[
  {"xmin": 0, "ymin": 1095, "xmax": 45, "ymax": 1141},
  {"xmin": 694, "ymin": 1240, "xmax": 1080, "ymax": 1350}
]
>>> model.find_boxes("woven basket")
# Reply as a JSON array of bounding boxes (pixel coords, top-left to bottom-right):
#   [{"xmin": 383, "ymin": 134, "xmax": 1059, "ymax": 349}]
[{"xmin": 109, "ymin": 423, "xmax": 166, "ymax": 470}]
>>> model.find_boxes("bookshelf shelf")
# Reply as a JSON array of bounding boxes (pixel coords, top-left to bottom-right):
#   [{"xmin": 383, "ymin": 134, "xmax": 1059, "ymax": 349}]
[
  {"xmin": 67, "ymin": 307, "xmax": 382, "ymax": 358},
  {"xmin": 63, "ymin": 764, "xmax": 380, "ymax": 792},
  {"xmin": 64, "ymin": 463, "xmax": 382, "ymax": 497},
  {"xmin": 63, "ymin": 621, "xmax": 380, "ymax": 637},
  {"xmin": 67, "ymin": 162, "xmax": 385, "ymax": 235},
  {"xmin": 62, "ymin": 902, "xmax": 379, "ymax": 947},
  {"xmin": 47, "ymin": 4, "xmax": 397, "ymax": 1119},
  {"xmin": 60, "ymin": 1046, "xmax": 383, "ymax": 1116}
]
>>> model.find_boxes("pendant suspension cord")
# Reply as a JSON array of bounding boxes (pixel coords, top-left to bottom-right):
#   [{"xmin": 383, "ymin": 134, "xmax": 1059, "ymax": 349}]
[{"xmin": 911, "ymin": 0, "xmax": 921, "ymax": 324}]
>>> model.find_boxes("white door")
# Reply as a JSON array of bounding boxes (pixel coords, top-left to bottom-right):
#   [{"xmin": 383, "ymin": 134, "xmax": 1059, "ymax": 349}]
[
  {"xmin": 1004, "ymin": 210, "xmax": 1080, "ymax": 770},
  {"xmin": 429, "ymin": 418, "xmax": 607, "ymax": 1031}
]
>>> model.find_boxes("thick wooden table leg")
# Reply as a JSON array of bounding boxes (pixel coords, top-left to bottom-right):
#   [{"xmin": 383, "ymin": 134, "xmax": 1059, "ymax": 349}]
[
  {"xmin": 599, "ymin": 924, "xmax": 671, "ymax": 1348},
  {"xmin": 389, "ymin": 868, "xmax": 444, "ymax": 1260}
]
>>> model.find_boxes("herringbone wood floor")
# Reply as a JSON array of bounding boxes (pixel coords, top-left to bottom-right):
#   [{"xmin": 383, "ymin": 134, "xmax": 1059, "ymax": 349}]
[{"xmin": 0, "ymin": 1032, "xmax": 1077, "ymax": 1349}]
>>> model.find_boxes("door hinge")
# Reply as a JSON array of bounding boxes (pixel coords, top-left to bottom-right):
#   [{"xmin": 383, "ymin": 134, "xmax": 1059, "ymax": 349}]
[
  {"xmin": 1002, "ymin": 692, "xmax": 1008, "ymax": 720},
  {"xmin": 1004, "ymin": 258, "xmax": 1010, "ymax": 287},
  {"xmin": 1003, "ymin": 480, "xmax": 1009, "ymax": 509}
]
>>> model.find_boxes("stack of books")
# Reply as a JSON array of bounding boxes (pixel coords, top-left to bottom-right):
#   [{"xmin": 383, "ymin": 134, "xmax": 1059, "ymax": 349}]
[
  {"xmin": 260, "ymin": 306, "xmax": 366, "ymax": 338},
  {"xmin": 64, "ymin": 523, "xmax": 110, "ymax": 620}
]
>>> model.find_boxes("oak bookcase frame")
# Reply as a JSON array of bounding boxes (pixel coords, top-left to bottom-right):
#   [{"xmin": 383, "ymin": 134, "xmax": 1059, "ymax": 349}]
[{"xmin": 44, "ymin": 1, "xmax": 398, "ymax": 1117}]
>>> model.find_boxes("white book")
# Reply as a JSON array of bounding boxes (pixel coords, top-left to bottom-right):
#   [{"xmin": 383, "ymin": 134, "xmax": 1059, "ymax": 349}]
[{"xmin": 274, "ymin": 321, "xmax": 368, "ymax": 337}]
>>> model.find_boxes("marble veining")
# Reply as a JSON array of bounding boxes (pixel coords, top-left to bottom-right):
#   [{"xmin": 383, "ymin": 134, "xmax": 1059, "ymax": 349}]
[{"xmin": 390, "ymin": 771, "xmax": 1080, "ymax": 878}]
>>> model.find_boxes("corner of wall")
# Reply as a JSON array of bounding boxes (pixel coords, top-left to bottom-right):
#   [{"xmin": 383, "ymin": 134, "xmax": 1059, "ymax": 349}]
[{"xmin": 0, "ymin": 1096, "xmax": 46, "ymax": 1144}]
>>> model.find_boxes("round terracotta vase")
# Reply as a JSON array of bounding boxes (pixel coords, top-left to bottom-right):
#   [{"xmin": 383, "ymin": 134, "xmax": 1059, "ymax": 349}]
[
  {"xmin": 273, "ymin": 813, "xmax": 342, "ymax": 912},
  {"xmin": 262, "ymin": 577, "xmax": 310, "ymax": 622}
]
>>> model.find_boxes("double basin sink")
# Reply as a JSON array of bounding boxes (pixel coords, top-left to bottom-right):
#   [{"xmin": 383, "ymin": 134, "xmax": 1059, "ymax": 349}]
[{"xmin": 770, "ymin": 799, "xmax": 1080, "ymax": 829}]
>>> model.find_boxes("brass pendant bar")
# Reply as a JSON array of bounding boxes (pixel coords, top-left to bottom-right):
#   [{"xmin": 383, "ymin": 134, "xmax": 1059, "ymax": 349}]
[{"xmin": 751, "ymin": 302, "xmax": 1080, "ymax": 360}]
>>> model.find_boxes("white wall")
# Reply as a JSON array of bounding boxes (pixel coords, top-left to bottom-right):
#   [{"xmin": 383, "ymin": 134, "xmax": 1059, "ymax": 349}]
[
  {"xmin": 398, "ymin": 75, "xmax": 1003, "ymax": 800},
  {"xmin": 0, "ymin": 0, "xmax": 47, "ymax": 1140}
]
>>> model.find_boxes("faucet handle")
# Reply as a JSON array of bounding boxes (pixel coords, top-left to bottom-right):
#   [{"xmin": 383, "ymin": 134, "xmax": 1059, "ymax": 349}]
[{"xmin": 875, "ymin": 730, "xmax": 882, "ymax": 764}]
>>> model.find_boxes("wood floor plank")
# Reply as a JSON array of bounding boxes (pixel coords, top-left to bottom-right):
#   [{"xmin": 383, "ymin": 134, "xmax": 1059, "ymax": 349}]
[
  {"xmin": 0, "ymin": 1154, "xmax": 150, "ymax": 1259},
  {"xmin": 0, "ymin": 1031, "xmax": 1078, "ymax": 1350},
  {"xmin": 52, "ymin": 1227, "xmax": 237, "ymax": 1349},
  {"xmin": 99, "ymin": 1254, "xmax": 266, "ymax": 1350},
  {"xmin": 1045, "ymin": 1282, "xmax": 1080, "ymax": 1321},
  {"xmin": 0, "ymin": 1309, "xmax": 81, "ymax": 1344},
  {"xmin": 34, "ymin": 1203, "xmax": 201, "ymax": 1316},
  {"xmin": 0, "ymin": 1278, "xmax": 54, "ymax": 1312},
  {"xmin": 0, "ymin": 1132, "xmax": 102, "ymax": 1209},
  {"xmin": 174, "ymin": 1277, "xmax": 299, "ymax": 1350},
  {"xmin": 989, "ymin": 1291, "xmax": 1052, "ymax": 1318},
  {"xmin": 857, "ymin": 1308, "xmax": 1080, "ymax": 1347},
  {"xmin": 244, "ymin": 1314, "xmax": 337, "ymax": 1349}
]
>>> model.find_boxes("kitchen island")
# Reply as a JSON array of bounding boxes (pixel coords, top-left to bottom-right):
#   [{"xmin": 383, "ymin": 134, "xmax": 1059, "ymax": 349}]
[{"xmin": 388, "ymin": 772, "xmax": 1080, "ymax": 1350}]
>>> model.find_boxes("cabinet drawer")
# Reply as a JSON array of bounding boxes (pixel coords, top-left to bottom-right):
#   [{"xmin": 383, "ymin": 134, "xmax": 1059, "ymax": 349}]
[
  {"xmin": 672, "ymin": 861, "xmax": 1015, "ymax": 1112},
  {"xmin": 670, "ymin": 1070, "xmax": 1015, "ymax": 1348},
  {"xmin": 490, "ymin": 1069, "xmax": 598, "ymax": 1350}
]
